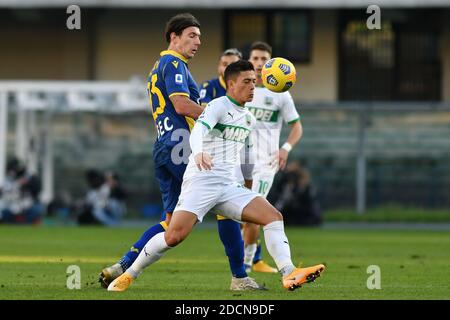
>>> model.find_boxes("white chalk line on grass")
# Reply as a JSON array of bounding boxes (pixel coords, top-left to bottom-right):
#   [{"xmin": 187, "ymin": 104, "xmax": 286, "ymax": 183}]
[{"xmin": 0, "ymin": 255, "xmax": 225, "ymax": 264}]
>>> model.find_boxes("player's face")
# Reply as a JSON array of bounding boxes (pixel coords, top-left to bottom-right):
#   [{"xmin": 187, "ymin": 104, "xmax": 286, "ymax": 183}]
[
  {"xmin": 173, "ymin": 26, "xmax": 201, "ymax": 59},
  {"xmin": 231, "ymin": 70, "xmax": 256, "ymax": 103},
  {"xmin": 249, "ymin": 49, "xmax": 271, "ymax": 80},
  {"xmin": 217, "ymin": 55, "xmax": 240, "ymax": 79}
]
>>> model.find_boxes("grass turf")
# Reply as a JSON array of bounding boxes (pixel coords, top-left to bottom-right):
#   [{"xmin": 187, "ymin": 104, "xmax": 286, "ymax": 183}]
[
  {"xmin": 0, "ymin": 225, "xmax": 449, "ymax": 300},
  {"xmin": 325, "ymin": 205, "xmax": 450, "ymax": 222}
]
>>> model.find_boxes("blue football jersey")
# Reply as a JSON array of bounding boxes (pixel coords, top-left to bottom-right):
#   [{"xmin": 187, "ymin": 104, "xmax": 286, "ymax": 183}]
[
  {"xmin": 198, "ymin": 76, "xmax": 227, "ymax": 106},
  {"xmin": 148, "ymin": 50, "xmax": 200, "ymax": 147}
]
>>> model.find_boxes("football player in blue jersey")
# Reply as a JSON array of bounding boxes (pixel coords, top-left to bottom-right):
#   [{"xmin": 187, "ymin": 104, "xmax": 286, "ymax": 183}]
[
  {"xmin": 199, "ymin": 48, "xmax": 242, "ymax": 106},
  {"xmin": 100, "ymin": 13, "xmax": 264, "ymax": 291}
]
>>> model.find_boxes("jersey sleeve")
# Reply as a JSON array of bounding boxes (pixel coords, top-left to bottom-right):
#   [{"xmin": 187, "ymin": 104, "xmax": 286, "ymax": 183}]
[
  {"xmin": 196, "ymin": 100, "xmax": 224, "ymax": 130},
  {"xmin": 162, "ymin": 59, "xmax": 190, "ymax": 98},
  {"xmin": 190, "ymin": 121, "xmax": 210, "ymax": 156},
  {"xmin": 280, "ymin": 92, "xmax": 300, "ymax": 125},
  {"xmin": 240, "ymin": 133, "xmax": 255, "ymax": 180},
  {"xmin": 198, "ymin": 81, "xmax": 214, "ymax": 106}
]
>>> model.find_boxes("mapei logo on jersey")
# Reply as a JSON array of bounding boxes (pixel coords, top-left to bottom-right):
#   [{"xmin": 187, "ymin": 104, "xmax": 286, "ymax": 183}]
[
  {"xmin": 222, "ymin": 127, "xmax": 250, "ymax": 143},
  {"xmin": 212, "ymin": 124, "xmax": 250, "ymax": 143},
  {"xmin": 175, "ymin": 74, "xmax": 183, "ymax": 84},
  {"xmin": 248, "ymin": 107, "xmax": 279, "ymax": 122}
]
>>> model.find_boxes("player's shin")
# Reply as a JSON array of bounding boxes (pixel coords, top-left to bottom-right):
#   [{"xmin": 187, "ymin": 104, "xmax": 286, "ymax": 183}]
[
  {"xmin": 126, "ymin": 232, "xmax": 171, "ymax": 278},
  {"xmin": 118, "ymin": 222, "xmax": 166, "ymax": 271},
  {"xmin": 253, "ymin": 237, "xmax": 263, "ymax": 263},
  {"xmin": 244, "ymin": 243, "xmax": 257, "ymax": 267},
  {"xmin": 217, "ymin": 219, "xmax": 247, "ymax": 278},
  {"xmin": 243, "ymin": 223, "xmax": 259, "ymax": 266},
  {"xmin": 262, "ymin": 220, "xmax": 295, "ymax": 276}
]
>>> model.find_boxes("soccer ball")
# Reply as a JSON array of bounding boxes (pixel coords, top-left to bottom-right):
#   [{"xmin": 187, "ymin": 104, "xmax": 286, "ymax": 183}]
[{"xmin": 261, "ymin": 57, "xmax": 297, "ymax": 93}]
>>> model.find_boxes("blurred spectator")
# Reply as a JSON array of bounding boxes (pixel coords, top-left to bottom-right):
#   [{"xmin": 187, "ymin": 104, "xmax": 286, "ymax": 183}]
[
  {"xmin": 0, "ymin": 158, "xmax": 44, "ymax": 224},
  {"xmin": 269, "ymin": 160, "xmax": 322, "ymax": 226},
  {"xmin": 46, "ymin": 190, "xmax": 76, "ymax": 225},
  {"xmin": 76, "ymin": 169, "xmax": 127, "ymax": 226}
]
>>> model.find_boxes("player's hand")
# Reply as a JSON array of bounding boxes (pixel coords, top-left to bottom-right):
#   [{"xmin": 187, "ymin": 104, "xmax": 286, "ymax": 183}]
[
  {"xmin": 244, "ymin": 179, "xmax": 253, "ymax": 190},
  {"xmin": 278, "ymin": 148, "xmax": 289, "ymax": 171},
  {"xmin": 269, "ymin": 153, "xmax": 279, "ymax": 172},
  {"xmin": 194, "ymin": 152, "xmax": 213, "ymax": 171}
]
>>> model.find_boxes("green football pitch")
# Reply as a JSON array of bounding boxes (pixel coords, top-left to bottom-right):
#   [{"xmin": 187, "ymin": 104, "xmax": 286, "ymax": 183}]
[{"xmin": 0, "ymin": 224, "xmax": 449, "ymax": 300}]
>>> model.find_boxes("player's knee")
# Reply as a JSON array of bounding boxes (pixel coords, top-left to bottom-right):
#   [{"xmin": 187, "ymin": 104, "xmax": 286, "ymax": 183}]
[
  {"xmin": 264, "ymin": 208, "xmax": 283, "ymax": 225},
  {"xmin": 165, "ymin": 229, "xmax": 186, "ymax": 247},
  {"xmin": 273, "ymin": 210, "xmax": 283, "ymax": 221},
  {"xmin": 245, "ymin": 222, "xmax": 258, "ymax": 230}
]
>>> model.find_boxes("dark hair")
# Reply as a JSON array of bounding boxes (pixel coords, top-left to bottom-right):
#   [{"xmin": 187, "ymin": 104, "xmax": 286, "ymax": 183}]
[
  {"xmin": 221, "ymin": 48, "xmax": 242, "ymax": 59},
  {"xmin": 165, "ymin": 13, "xmax": 201, "ymax": 43},
  {"xmin": 6, "ymin": 157, "xmax": 26, "ymax": 177},
  {"xmin": 224, "ymin": 60, "xmax": 254, "ymax": 84},
  {"xmin": 250, "ymin": 41, "xmax": 272, "ymax": 56}
]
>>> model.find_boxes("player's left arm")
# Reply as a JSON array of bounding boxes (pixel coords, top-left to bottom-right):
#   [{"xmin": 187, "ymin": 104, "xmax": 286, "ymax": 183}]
[
  {"xmin": 278, "ymin": 93, "xmax": 303, "ymax": 171},
  {"xmin": 164, "ymin": 60, "xmax": 204, "ymax": 119}
]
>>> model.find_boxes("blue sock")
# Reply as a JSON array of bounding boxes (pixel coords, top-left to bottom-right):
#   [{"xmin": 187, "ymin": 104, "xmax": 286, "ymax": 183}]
[
  {"xmin": 118, "ymin": 222, "xmax": 166, "ymax": 271},
  {"xmin": 217, "ymin": 219, "xmax": 247, "ymax": 278},
  {"xmin": 253, "ymin": 235, "xmax": 262, "ymax": 264}
]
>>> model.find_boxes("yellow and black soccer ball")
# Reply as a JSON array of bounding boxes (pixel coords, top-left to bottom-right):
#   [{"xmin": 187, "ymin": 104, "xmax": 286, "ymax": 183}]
[{"xmin": 261, "ymin": 57, "xmax": 297, "ymax": 93}]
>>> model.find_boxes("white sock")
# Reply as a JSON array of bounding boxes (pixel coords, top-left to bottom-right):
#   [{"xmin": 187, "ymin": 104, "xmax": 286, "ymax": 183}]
[
  {"xmin": 262, "ymin": 221, "xmax": 295, "ymax": 273},
  {"xmin": 127, "ymin": 232, "xmax": 171, "ymax": 278},
  {"xmin": 244, "ymin": 243, "xmax": 257, "ymax": 266}
]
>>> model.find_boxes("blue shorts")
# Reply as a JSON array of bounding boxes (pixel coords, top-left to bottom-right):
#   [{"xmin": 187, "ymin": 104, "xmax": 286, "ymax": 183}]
[{"xmin": 153, "ymin": 142, "xmax": 187, "ymax": 221}]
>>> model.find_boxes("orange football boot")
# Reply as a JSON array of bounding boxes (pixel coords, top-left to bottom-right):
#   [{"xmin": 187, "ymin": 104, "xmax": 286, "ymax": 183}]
[
  {"xmin": 282, "ymin": 264, "xmax": 325, "ymax": 291},
  {"xmin": 107, "ymin": 272, "xmax": 134, "ymax": 292}
]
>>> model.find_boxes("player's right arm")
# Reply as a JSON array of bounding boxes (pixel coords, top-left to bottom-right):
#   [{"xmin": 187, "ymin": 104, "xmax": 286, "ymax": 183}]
[
  {"xmin": 277, "ymin": 92, "xmax": 303, "ymax": 170},
  {"xmin": 190, "ymin": 102, "xmax": 224, "ymax": 170},
  {"xmin": 170, "ymin": 95, "xmax": 204, "ymax": 119},
  {"xmin": 162, "ymin": 58, "xmax": 204, "ymax": 119}
]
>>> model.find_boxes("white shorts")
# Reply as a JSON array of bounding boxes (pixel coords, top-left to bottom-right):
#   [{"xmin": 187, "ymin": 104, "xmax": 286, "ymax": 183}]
[
  {"xmin": 251, "ymin": 167, "xmax": 275, "ymax": 198},
  {"xmin": 174, "ymin": 175, "xmax": 260, "ymax": 222},
  {"xmin": 234, "ymin": 165, "xmax": 276, "ymax": 199}
]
